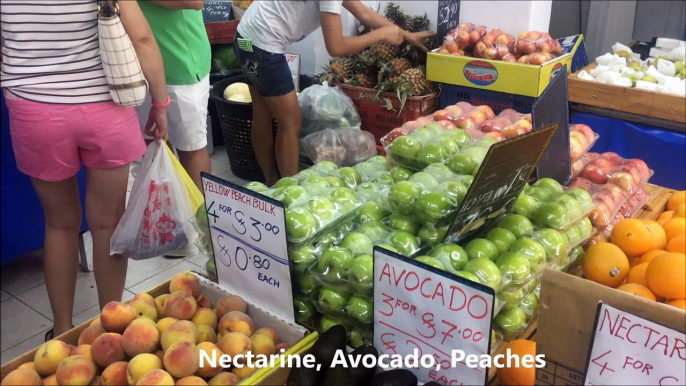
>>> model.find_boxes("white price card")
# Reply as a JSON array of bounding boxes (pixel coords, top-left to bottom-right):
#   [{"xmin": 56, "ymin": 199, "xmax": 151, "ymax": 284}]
[
  {"xmin": 584, "ymin": 303, "xmax": 686, "ymax": 386},
  {"xmin": 373, "ymin": 247, "xmax": 495, "ymax": 386},
  {"xmin": 201, "ymin": 173, "xmax": 294, "ymax": 322}
]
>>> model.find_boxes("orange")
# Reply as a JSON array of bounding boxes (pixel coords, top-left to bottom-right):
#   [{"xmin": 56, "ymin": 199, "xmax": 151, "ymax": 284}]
[
  {"xmin": 658, "ymin": 210, "xmax": 675, "ymax": 220},
  {"xmin": 641, "ymin": 219, "xmax": 667, "ymax": 250},
  {"xmin": 667, "ymin": 234, "xmax": 686, "ymax": 254},
  {"xmin": 583, "ymin": 242, "xmax": 630, "ymax": 288},
  {"xmin": 610, "ymin": 218, "xmax": 653, "ymax": 257},
  {"xmin": 667, "ymin": 190, "xmax": 685, "ymax": 211},
  {"xmin": 626, "ymin": 263, "xmax": 649, "ymax": 287},
  {"xmin": 497, "ymin": 339, "xmax": 536, "ymax": 386},
  {"xmin": 676, "ymin": 204, "xmax": 686, "ymax": 219},
  {"xmin": 645, "ymin": 252, "xmax": 686, "ymax": 300},
  {"xmin": 628, "ymin": 257, "xmax": 639, "ymax": 269},
  {"xmin": 617, "ymin": 283, "xmax": 656, "ymax": 301},
  {"xmin": 662, "ymin": 217, "xmax": 686, "ymax": 241},
  {"xmin": 657, "ymin": 218, "xmax": 668, "ymax": 226},
  {"xmin": 666, "ymin": 299, "xmax": 686, "ymax": 310},
  {"xmin": 638, "ymin": 250, "xmax": 667, "ymax": 265}
]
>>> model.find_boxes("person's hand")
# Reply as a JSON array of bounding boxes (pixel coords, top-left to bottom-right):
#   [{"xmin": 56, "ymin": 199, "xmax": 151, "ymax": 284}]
[
  {"xmin": 404, "ymin": 31, "xmax": 437, "ymax": 52},
  {"xmin": 144, "ymin": 106, "xmax": 168, "ymax": 140},
  {"xmin": 379, "ymin": 25, "xmax": 403, "ymax": 46}
]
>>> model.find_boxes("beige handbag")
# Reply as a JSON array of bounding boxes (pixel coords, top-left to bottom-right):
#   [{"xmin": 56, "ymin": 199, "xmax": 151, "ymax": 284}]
[{"xmin": 98, "ymin": 0, "xmax": 148, "ymax": 107}]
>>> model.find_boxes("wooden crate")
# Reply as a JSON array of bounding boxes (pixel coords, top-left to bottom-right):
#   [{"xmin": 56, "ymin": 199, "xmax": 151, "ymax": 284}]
[
  {"xmin": 568, "ymin": 63, "xmax": 686, "ymax": 125},
  {"xmin": 636, "ymin": 184, "xmax": 676, "ymax": 220}
]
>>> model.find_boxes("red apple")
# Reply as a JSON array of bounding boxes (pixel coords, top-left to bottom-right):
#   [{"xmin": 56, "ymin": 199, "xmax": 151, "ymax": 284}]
[
  {"xmin": 456, "ymin": 30, "xmax": 470, "ymax": 48},
  {"xmin": 570, "ymin": 131, "xmax": 590, "ymax": 150},
  {"xmin": 445, "ymin": 105, "xmax": 464, "ymax": 120},
  {"xmin": 527, "ymin": 31, "xmax": 541, "ymax": 41},
  {"xmin": 415, "ymin": 116, "xmax": 434, "ymax": 126},
  {"xmin": 456, "ymin": 102, "xmax": 475, "ymax": 113},
  {"xmin": 571, "ymin": 124, "xmax": 595, "ymax": 142},
  {"xmin": 483, "ymin": 132, "xmax": 506, "ymax": 142},
  {"xmin": 569, "ymin": 136, "xmax": 585, "ymax": 161},
  {"xmin": 536, "ymin": 39, "xmax": 552, "ymax": 53},
  {"xmin": 623, "ymin": 159, "xmax": 649, "ymax": 181},
  {"xmin": 568, "ymin": 177, "xmax": 592, "ymax": 191},
  {"xmin": 608, "ymin": 172, "xmax": 635, "ymax": 192},
  {"xmin": 454, "ymin": 116, "xmax": 476, "ymax": 131},
  {"xmin": 479, "ymin": 117, "xmax": 510, "ymax": 133},
  {"xmin": 382, "ymin": 128, "xmax": 408, "ymax": 146},
  {"xmin": 483, "ymin": 47, "xmax": 498, "ymax": 60},
  {"xmin": 433, "ymin": 110, "xmax": 450, "ymax": 121},
  {"xmin": 470, "ymin": 109, "xmax": 487, "ymax": 125},
  {"xmin": 588, "ymin": 158, "xmax": 614, "ymax": 172},
  {"xmin": 615, "ymin": 165, "xmax": 642, "ymax": 187},
  {"xmin": 518, "ymin": 32, "xmax": 528, "ymax": 41},
  {"xmin": 589, "ymin": 202, "xmax": 612, "ymax": 227},
  {"xmin": 522, "ymin": 114, "xmax": 532, "ymax": 123},
  {"xmin": 476, "ymin": 105, "xmax": 496, "ymax": 120},
  {"xmin": 601, "ymin": 152, "xmax": 623, "ymax": 166},
  {"xmin": 401, "ymin": 121, "xmax": 421, "ymax": 131},
  {"xmin": 602, "ymin": 184, "xmax": 626, "ymax": 203},
  {"xmin": 517, "ymin": 55, "xmax": 531, "ymax": 64},
  {"xmin": 438, "ymin": 120, "xmax": 456, "ymax": 131},
  {"xmin": 580, "ymin": 165, "xmax": 608, "ymax": 184},
  {"xmin": 502, "ymin": 124, "xmax": 526, "ymax": 139},
  {"xmin": 498, "ymin": 109, "xmax": 522, "ymax": 122},
  {"xmin": 473, "ymin": 42, "xmax": 487, "ymax": 58},
  {"xmin": 514, "ymin": 119, "xmax": 533, "ymax": 133},
  {"xmin": 502, "ymin": 54, "xmax": 517, "ymax": 62},
  {"xmin": 551, "ymin": 40, "xmax": 562, "ymax": 55},
  {"xmin": 572, "ymin": 160, "xmax": 585, "ymax": 176},
  {"xmin": 469, "ymin": 31, "xmax": 481, "ymax": 45},
  {"xmin": 456, "ymin": 23, "xmax": 474, "ymax": 33}
]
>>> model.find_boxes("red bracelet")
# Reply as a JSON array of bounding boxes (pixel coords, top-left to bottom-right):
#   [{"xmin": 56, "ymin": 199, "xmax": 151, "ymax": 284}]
[{"xmin": 152, "ymin": 95, "xmax": 170, "ymax": 109}]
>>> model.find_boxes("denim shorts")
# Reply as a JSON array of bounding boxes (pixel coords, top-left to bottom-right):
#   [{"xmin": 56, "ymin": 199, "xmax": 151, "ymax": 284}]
[{"xmin": 233, "ymin": 32, "xmax": 295, "ymax": 97}]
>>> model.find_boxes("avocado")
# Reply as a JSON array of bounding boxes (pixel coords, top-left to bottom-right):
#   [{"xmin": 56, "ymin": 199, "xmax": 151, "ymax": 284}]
[
  {"xmin": 321, "ymin": 365, "xmax": 357, "ymax": 386},
  {"xmin": 286, "ymin": 355, "xmax": 321, "ymax": 386},
  {"xmin": 310, "ymin": 325, "xmax": 348, "ymax": 369},
  {"xmin": 349, "ymin": 345, "xmax": 378, "ymax": 384},
  {"xmin": 370, "ymin": 369, "xmax": 418, "ymax": 386}
]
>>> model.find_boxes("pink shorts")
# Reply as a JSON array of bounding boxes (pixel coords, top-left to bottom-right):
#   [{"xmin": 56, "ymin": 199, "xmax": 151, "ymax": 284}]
[{"xmin": 4, "ymin": 91, "xmax": 146, "ymax": 182}]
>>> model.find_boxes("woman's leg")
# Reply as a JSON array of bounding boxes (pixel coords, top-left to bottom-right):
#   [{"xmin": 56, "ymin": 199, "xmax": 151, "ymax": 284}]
[
  {"xmin": 85, "ymin": 165, "xmax": 131, "ymax": 309},
  {"xmin": 31, "ymin": 177, "xmax": 82, "ymax": 336},
  {"xmin": 262, "ymin": 91, "xmax": 301, "ymax": 179},
  {"xmin": 249, "ymin": 86, "xmax": 279, "ymax": 186}
]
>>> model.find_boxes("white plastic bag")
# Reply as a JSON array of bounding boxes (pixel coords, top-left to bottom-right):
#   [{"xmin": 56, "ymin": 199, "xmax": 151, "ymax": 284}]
[
  {"xmin": 110, "ymin": 140, "xmax": 194, "ymax": 260},
  {"xmin": 298, "ymin": 81, "xmax": 361, "ymax": 138},
  {"xmin": 302, "ymin": 128, "xmax": 376, "ymax": 166}
]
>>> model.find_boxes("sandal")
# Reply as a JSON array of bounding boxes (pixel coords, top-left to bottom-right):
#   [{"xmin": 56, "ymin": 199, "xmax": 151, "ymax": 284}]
[{"xmin": 45, "ymin": 325, "xmax": 74, "ymax": 342}]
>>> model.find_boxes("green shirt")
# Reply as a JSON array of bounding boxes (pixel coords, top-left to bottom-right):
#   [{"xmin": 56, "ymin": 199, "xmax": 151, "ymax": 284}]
[{"xmin": 137, "ymin": 1, "xmax": 211, "ymax": 86}]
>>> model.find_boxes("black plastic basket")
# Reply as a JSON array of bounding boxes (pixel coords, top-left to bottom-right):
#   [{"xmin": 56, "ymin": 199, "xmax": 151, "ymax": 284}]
[
  {"xmin": 209, "ymin": 71, "xmax": 241, "ymax": 148},
  {"xmin": 210, "ymin": 74, "xmax": 315, "ymax": 183}
]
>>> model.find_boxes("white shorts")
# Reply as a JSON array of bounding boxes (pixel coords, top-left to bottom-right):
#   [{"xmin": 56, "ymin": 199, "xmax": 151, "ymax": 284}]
[{"xmin": 137, "ymin": 74, "xmax": 210, "ymax": 152}]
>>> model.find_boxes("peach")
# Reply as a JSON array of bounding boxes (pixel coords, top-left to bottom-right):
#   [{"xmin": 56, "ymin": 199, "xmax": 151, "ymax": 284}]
[
  {"xmin": 18, "ymin": 362, "xmax": 35, "ymax": 371},
  {"xmin": 154, "ymin": 295, "xmax": 169, "ymax": 318},
  {"xmin": 214, "ymin": 295, "xmax": 246, "ymax": 319},
  {"xmin": 34, "ymin": 340, "xmax": 72, "ymax": 376},
  {"xmin": 42, "ymin": 373, "xmax": 58, "ymax": 386},
  {"xmin": 126, "ymin": 353, "xmax": 162, "ymax": 385},
  {"xmin": 176, "ymin": 376, "xmax": 207, "ymax": 386},
  {"xmin": 217, "ymin": 333, "xmax": 251, "ymax": 363},
  {"xmin": 275, "ymin": 343, "xmax": 290, "ymax": 353},
  {"xmin": 195, "ymin": 295, "xmax": 210, "ymax": 309},
  {"xmin": 1, "ymin": 369, "xmax": 42, "ymax": 386},
  {"xmin": 55, "ymin": 355, "xmax": 96, "ymax": 386},
  {"xmin": 252, "ymin": 327, "xmax": 279, "ymax": 345},
  {"xmin": 130, "ymin": 296, "xmax": 158, "ymax": 322},
  {"xmin": 99, "ymin": 362, "xmax": 128, "ymax": 386},
  {"xmin": 156, "ymin": 317, "xmax": 177, "ymax": 335},
  {"xmin": 154, "ymin": 351, "xmax": 164, "ymax": 362},
  {"xmin": 71, "ymin": 345, "xmax": 92, "ymax": 359},
  {"xmin": 129, "ymin": 317, "xmax": 158, "ymax": 330},
  {"xmin": 191, "ymin": 308, "xmax": 218, "ymax": 330},
  {"xmin": 249, "ymin": 334, "xmax": 275, "ymax": 357},
  {"xmin": 122, "ymin": 322, "xmax": 160, "ymax": 356},
  {"xmin": 89, "ymin": 376, "xmax": 100, "ymax": 386},
  {"xmin": 197, "ymin": 325, "xmax": 217, "ymax": 344},
  {"xmin": 131, "ymin": 293, "xmax": 155, "ymax": 306},
  {"xmin": 100, "ymin": 302, "xmax": 136, "ymax": 333},
  {"xmin": 161, "ymin": 320, "xmax": 199, "ymax": 352},
  {"xmin": 208, "ymin": 372, "xmax": 240, "ymax": 386},
  {"xmin": 163, "ymin": 341, "xmax": 199, "ymax": 379},
  {"xmin": 90, "ymin": 333, "xmax": 125, "ymax": 368},
  {"xmin": 196, "ymin": 342, "xmax": 224, "ymax": 378},
  {"xmin": 90, "ymin": 317, "xmax": 101, "ymax": 327},
  {"xmin": 133, "ymin": 369, "xmax": 173, "ymax": 386},
  {"xmin": 218, "ymin": 311, "xmax": 254, "ymax": 337},
  {"xmin": 163, "ymin": 291, "xmax": 197, "ymax": 321},
  {"xmin": 79, "ymin": 325, "xmax": 107, "ymax": 346},
  {"xmin": 231, "ymin": 363, "xmax": 256, "ymax": 380},
  {"xmin": 169, "ymin": 272, "xmax": 200, "ymax": 297}
]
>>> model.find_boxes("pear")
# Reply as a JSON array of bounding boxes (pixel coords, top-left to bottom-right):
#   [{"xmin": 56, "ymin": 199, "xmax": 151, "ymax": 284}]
[
  {"xmin": 624, "ymin": 74, "xmax": 637, "ymax": 87},
  {"xmin": 628, "ymin": 61, "xmax": 642, "ymax": 70},
  {"xmin": 674, "ymin": 60, "xmax": 685, "ymax": 73},
  {"xmin": 641, "ymin": 75, "xmax": 657, "ymax": 84},
  {"xmin": 616, "ymin": 50, "xmax": 631, "ymax": 59}
]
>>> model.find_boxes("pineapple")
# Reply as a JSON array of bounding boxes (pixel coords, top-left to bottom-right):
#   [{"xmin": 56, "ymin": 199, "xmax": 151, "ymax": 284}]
[
  {"xmin": 388, "ymin": 58, "xmax": 411, "ymax": 75},
  {"xmin": 399, "ymin": 68, "xmax": 431, "ymax": 96},
  {"xmin": 377, "ymin": 75, "xmax": 403, "ymax": 92},
  {"xmin": 346, "ymin": 73, "xmax": 377, "ymax": 89},
  {"xmin": 404, "ymin": 14, "xmax": 430, "ymax": 33},
  {"xmin": 384, "ymin": 2, "xmax": 406, "ymax": 26},
  {"xmin": 370, "ymin": 42, "xmax": 400, "ymax": 62},
  {"xmin": 328, "ymin": 57, "xmax": 354, "ymax": 80}
]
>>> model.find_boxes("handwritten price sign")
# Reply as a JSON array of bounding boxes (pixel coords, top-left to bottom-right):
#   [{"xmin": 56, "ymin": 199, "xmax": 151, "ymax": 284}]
[
  {"xmin": 373, "ymin": 247, "xmax": 494, "ymax": 385},
  {"xmin": 201, "ymin": 173, "xmax": 294, "ymax": 321},
  {"xmin": 436, "ymin": 0, "xmax": 460, "ymax": 45},
  {"xmin": 584, "ymin": 303, "xmax": 686, "ymax": 386},
  {"xmin": 202, "ymin": 0, "xmax": 232, "ymax": 23}
]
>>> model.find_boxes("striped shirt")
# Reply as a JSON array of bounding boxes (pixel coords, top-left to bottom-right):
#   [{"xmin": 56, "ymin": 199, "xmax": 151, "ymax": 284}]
[{"xmin": 0, "ymin": 0, "xmax": 111, "ymax": 104}]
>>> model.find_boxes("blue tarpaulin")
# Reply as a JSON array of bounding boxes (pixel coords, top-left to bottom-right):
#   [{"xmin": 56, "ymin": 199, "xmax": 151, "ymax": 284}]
[{"xmin": 571, "ymin": 111, "xmax": 686, "ymax": 190}]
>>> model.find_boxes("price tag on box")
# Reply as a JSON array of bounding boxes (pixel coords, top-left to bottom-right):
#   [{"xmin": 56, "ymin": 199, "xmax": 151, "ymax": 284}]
[
  {"xmin": 373, "ymin": 247, "xmax": 495, "ymax": 386},
  {"xmin": 201, "ymin": 173, "xmax": 295, "ymax": 322},
  {"xmin": 583, "ymin": 303, "xmax": 686, "ymax": 386},
  {"xmin": 285, "ymin": 53, "xmax": 301, "ymax": 92}
]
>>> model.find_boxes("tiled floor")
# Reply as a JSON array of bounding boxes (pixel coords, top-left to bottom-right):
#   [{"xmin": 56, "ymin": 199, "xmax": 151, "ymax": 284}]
[{"xmin": 0, "ymin": 146, "xmax": 246, "ymax": 365}]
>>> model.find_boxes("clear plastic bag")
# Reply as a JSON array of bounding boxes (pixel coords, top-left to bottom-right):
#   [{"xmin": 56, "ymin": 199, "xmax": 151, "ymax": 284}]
[
  {"xmin": 298, "ymin": 82, "xmax": 361, "ymax": 138},
  {"xmin": 110, "ymin": 141, "xmax": 194, "ymax": 260},
  {"xmin": 301, "ymin": 128, "xmax": 376, "ymax": 167}
]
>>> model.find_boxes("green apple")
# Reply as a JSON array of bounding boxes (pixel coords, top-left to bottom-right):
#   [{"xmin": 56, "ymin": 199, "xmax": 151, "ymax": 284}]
[
  {"xmin": 577, "ymin": 218, "xmax": 593, "ymax": 240},
  {"xmin": 317, "ymin": 286, "xmax": 351, "ymax": 312},
  {"xmin": 316, "ymin": 246, "xmax": 354, "ymax": 283},
  {"xmin": 566, "ymin": 188, "xmax": 594, "ymax": 212},
  {"xmin": 510, "ymin": 238, "xmax": 547, "ymax": 267},
  {"xmin": 494, "ymin": 307, "xmax": 527, "ymax": 335},
  {"xmin": 244, "ymin": 181, "xmax": 269, "ymax": 193},
  {"xmin": 285, "ymin": 207, "xmax": 317, "ymax": 240},
  {"xmin": 497, "ymin": 287, "xmax": 526, "ymax": 309},
  {"xmin": 338, "ymin": 167, "xmax": 362, "ymax": 188},
  {"xmin": 415, "ymin": 256, "xmax": 446, "ymax": 271},
  {"xmin": 495, "ymin": 252, "xmax": 531, "ymax": 282},
  {"xmin": 438, "ymin": 180, "xmax": 468, "ymax": 207},
  {"xmin": 535, "ymin": 178, "xmax": 564, "ymax": 195},
  {"xmin": 339, "ymin": 232, "xmax": 373, "ymax": 256},
  {"xmin": 288, "ymin": 244, "xmax": 318, "ymax": 271},
  {"xmin": 349, "ymin": 254, "xmax": 373, "ymax": 295},
  {"xmin": 464, "ymin": 238, "xmax": 500, "ymax": 261},
  {"xmin": 358, "ymin": 201, "xmax": 387, "ymax": 223},
  {"xmin": 312, "ymin": 161, "xmax": 338, "ymax": 175},
  {"xmin": 440, "ymin": 137, "xmax": 460, "ymax": 156},
  {"xmin": 408, "ymin": 172, "xmax": 439, "ymax": 190},
  {"xmin": 337, "ymin": 221, "xmax": 355, "ymax": 235},
  {"xmin": 354, "ymin": 182, "xmax": 381, "ymax": 202},
  {"xmin": 416, "ymin": 144, "xmax": 448, "ymax": 169},
  {"xmin": 512, "ymin": 193, "xmax": 539, "ymax": 217},
  {"xmin": 376, "ymin": 175, "xmax": 395, "ymax": 189},
  {"xmin": 476, "ymin": 137, "xmax": 497, "ymax": 149},
  {"xmin": 353, "ymin": 162, "xmax": 379, "ymax": 181},
  {"xmin": 293, "ymin": 298, "xmax": 317, "ymax": 324},
  {"xmin": 387, "ymin": 230, "xmax": 420, "ymax": 256},
  {"xmin": 274, "ymin": 176, "xmax": 299, "ymax": 189},
  {"xmin": 463, "ymin": 258, "xmax": 502, "ymax": 289},
  {"xmin": 281, "ymin": 185, "xmax": 310, "ymax": 208},
  {"xmin": 324, "ymin": 176, "xmax": 345, "ymax": 187},
  {"xmin": 418, "ymin": 224, "xmax": 448, "ymax": 246},
  {"xmin": 555, "ymin": 194, "xmax": 582, "ymax": 220},
  {"xmin": 533, "ymin": 228, "xmax": 568, "ymax": 260},
  {"xmin": 263, "ymin": 188, "xmax": 283, "ymax": 200},
  {"xmin": 423, "ymin": 163, "xmax": 454, "ymax": 183},
  {"xmin": 386, "ymin": 214, "xmax": 420, "ymax": 234},
  {"xmin": 307, "ymin": 196, "xmax": 337, "ymax": 223},
  {"xmin": 295, "ymin": 169, "xmax": 321, "ymax": 180},
  {"xmin": 389, "ymin": 181, "xmax": 421, "ymax": 215},
  {"xmin": 346, "ymin": 295, "xmax": 373, "ymax": 323},
  {"xmin": 350, "ymin": 328, "xmax": 367, "ymax": 349},
  {"xmin": 425, "ymin": 123, "xmax": 445, "ymax": 137},
  {"xmin": 316, "ymin": 231, "xmax": 339, "ymax": 250},
  {"xmin": 448, "ymin": 129, "xmax": 471, "ymax": 149},
  {"xmin": 461, "ymin": 175, "xmax": 474, "ymax": 187},
  {"xmin": 356, "ymin": 221, "xmax": 390, "ymax": 243},
  {"xmin": 376, "ymin": 243, "xmax": 398, "ymax": 253},
  {"xmin": 409, "ymin": 127, "xmax": 432, "ymax": 143},
  {"xmin": 366, "ymin": 155, "xmax": 391, "ymax": 171},
  {"xmin": 519, "ymin": 292, "xmax": 539, "ymax": 318},
  {"xmin": 389, "ymin": 166, "xmax": 415, "ymax": 183},
  {"xmin": 295, "ymin": 271, "xmax": 321, "ymax": 295},
  {"xmin": 533, "ymin": 202, "xmax": 569, "ymax": 229},
  {"xmin": 415, "ymin": 192, "xmax": 452, "ymax": 224},
  {"xmin": 430, "ymin": 244, "xmax": 468, "ymax": 272},
  {"xmin": 526, "ymin": 187, "xmax": 552, "ymax": 203},
  {"xmin": 328, "ymin": 187, "xmax": 361, "ymax": 212},
  {"xmin": 461, "ymin": 146, "xmax": 487, "ymax": 162},
  {"xmin": 497, "ymin": 214, "xmax": 534, "ymax": 238},
  {"xmin": 319, "ymin": 314, "xmax": 349, "ymax": 333},
  {"xmin": 641, "ymin": 75, "xmax": 657, "ymax": 84},
  {"xmin": 389, "ymin": 136, "xmax": 421, "ymax": 168},
  {"xmin": 301, "ymin": 176, "xmax": 332, "ymax": 196},
  {"xmin": 486, "ymin": 227, "xmax": 517, "ymax": 254},
  {"xmin": 447, "ymin": 154, "xmax": 477, "ymax": 175},
  {"xmin": 454, "ymin": 270, "xmax": 480, "ymax": 283}
]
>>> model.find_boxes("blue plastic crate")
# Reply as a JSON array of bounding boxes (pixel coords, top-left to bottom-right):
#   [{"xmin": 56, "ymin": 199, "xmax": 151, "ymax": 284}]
[{"xmin": 439, "ymin": 84, "xmax": 536, "ymax": 114}]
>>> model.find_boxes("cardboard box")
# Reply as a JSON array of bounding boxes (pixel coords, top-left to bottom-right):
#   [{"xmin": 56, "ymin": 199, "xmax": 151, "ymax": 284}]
[
  {"xmin": 427, "ymin": 35, "xmax": 586, "ymax": 98},
  {"xmin": 534, "ymin": 268, "xmax": 686, "ymax": 385},
  {"xmin": 0, "ymin": 271, "xmax": 309, "ymax": 384}
]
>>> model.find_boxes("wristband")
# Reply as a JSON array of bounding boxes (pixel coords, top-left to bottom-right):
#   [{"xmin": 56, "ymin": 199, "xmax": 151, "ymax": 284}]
[{"xmin": 152, "ymin": 95, "xmax": 170, "ymax": 109}]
